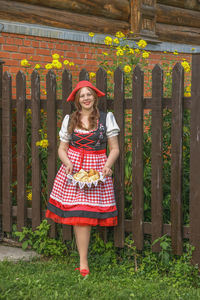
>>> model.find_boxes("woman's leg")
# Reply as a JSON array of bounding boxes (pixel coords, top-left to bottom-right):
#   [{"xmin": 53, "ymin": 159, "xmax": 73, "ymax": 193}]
[{"xmin": 74, "ymin": 225, "xmax": 91, "ymax": 270}]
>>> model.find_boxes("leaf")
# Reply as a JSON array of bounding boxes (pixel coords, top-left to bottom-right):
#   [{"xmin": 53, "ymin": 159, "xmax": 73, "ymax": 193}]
[{"xmin": 22, "ymin": 240, "xmax": 29, "ymax": 250}]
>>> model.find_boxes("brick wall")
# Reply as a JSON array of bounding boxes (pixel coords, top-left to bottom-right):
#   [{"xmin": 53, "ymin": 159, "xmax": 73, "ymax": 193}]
[{"xmin": 0, "ymin": 31, "xmax": 192, "ymax": 97}]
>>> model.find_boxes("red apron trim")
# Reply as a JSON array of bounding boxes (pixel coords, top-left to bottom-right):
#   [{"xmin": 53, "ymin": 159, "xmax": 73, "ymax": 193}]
[{"xmin": 69, "ymin": 145, "xmax": 106, "ymax": 170}]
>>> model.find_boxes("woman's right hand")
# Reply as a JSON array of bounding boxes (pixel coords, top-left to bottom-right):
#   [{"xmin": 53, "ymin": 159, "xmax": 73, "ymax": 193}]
[{"xmin": 65, "ymin": 161, "xmax": 73, "ymax": 175}]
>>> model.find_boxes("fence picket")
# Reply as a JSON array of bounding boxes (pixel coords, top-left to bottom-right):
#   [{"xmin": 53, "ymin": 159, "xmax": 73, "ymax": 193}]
[
  {"xmin": 62, "ymin": 69, "xmax": 72, "ymax": 241},
  {"xmin": 47, "ymin": 70, "xmax": 57, "ymax": 238},
  {"xmin": 171, "ymin": 63, "xmax": 184, "ymax": 255},
  {"xmin": 31, "ymin": 70, "xmax": 41, "ymax": 230},
  {"xmin": 132, "ymin": 66, "xmax": 144, "ymax": 250},
  {"xmin": 190, "ymin": 54, "xmax": 200, "ymax": 265},
  {"xmin": 113, "ymin": 67, "xmax": 125, "ymax": 247},
  {"xmin": 2, "ymin": 72, "xmax": 12, "ymax": 232},
  {"xmin": 79, "ymin": 69, "xmax": 89, "ymax": 81},
  {"xmin": 16, "ymin": 71, "xmax": 27, "ymax": 230},
  {"xmin": 151, "ymin": 65, "xmax": 163, "ymax": 252},
  {"xmin": 96, "ymin": 67, "xmax": 107, "ymax": 113}
]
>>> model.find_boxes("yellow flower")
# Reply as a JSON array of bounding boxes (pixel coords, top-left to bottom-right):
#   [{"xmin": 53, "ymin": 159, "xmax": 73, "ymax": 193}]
[
  {"xmin": 34, "ymin": 64, "xmax": 41, "ymax": 69},
  {"xmin": 129, "ymin": 31, "xmax": 133, "ymax": 34},
  {"xmin": 124, "ymin": 65, "xmax": 131, "ymax": 73},
  {"xmin": 115, "ymin": 31, "xmax": 125, "ymax": 38},
  {"xmin": 166, "ymin": 72, "xmax": 170, "ymax": 76},
  {"xmin": 44, "ymin": 133, "xmax": 47, "ymax": 139},
  {"xmin": 42, "ymin": 89, "xmax": 47, "ymax": 95},
  {"xmin": 27, "ymin": 192, "xmax": 32, "ymax": 201},
  {"xmin": 191, "ymin": 48, "xmax": 196, "ymax": 51},
  {"xmin": 129, "ymin": 48, "xmax": 134, "ymax": 54},
  {"xmin": 56, "ymin": 62, "xmax": 62, "ymax": 69},
  {"xmin": 26, "ymin": 109, "xmax": 32, "ymax": 115},
  {"xmin": 181, "ymin": 61, "xmax": 191, "ymax": 73},
  {"xmin": 52, "ymin": 53, "xmax": 60, "ymax": 60},
  {"xmin": 184, "ymin": 92, "xmax": 191, "ymax": 97},
  {"xmin": 89, "ymin": 72, "xmax": 96, "ymax": 79},
  {"xmin": 40, "ymin": 139, "xmax": 49, "ymax": 148},
  {"xmin": 45, "ymin": 63, "xmax": 52, "ymax": 70},
  {"xmin": 113, "ymin": 38, "xmax": 119, "ymax": 44},
  {"xmin": 21, "ymin": 59, "xmax": 30, "ymax": 67},
  {"xmin": 36, "ymin": 141, "xmax": 41, "ymax": 146},
  {"xmin": 89, "ymin": 32, "xmax": 95, "ymax": 37},
  {"xmin": 103, "ymin": 52, "xmax": 108, "ymax": 56},
  {"xmin": 137, "ymin": 39, "xmax": 147, "ymax": 48},
  {"xmin": 164, "ymin": 51, "xmax": 167, "ymax": 54},
  {"xmin": 104, "ymin": 36, "xmax": 112, "ymax": 46},
  {"xmin": 64, "ymin": 60, "xmax": 69, "ymax": 65},
  {"xmin": 186, "ymin": 86, "xmax": 191, "ymax": 92},
  {"xmin": 116, "ymin": 49, "xmax": 124, "ymax": 56},
  {"xmin": 107, "ymin": 70, "xmax": 113, "ymax": 76},
  {"xmin": 142, "ymin": 51, "xmax": 150, "ymax": 59},
  {"xmin": 41, "ymin": 109, "xmax": 44, "ymax": 113},
  {"xmin": 69, "ymin": 62, "xmax": 75, "ymax": 66},
  {"xmin": 135, "ymin": 49, "xmax": 140, "ymax": 54},
  {"xmin": 173, "ymin": 50, "xmax": 178, "ymax": 55}
]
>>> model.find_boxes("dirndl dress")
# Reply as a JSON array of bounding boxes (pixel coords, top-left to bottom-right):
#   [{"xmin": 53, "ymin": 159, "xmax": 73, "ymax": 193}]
[{"xmin": 45, "ymin": 111, "xmax": 120, "ymax": 226}]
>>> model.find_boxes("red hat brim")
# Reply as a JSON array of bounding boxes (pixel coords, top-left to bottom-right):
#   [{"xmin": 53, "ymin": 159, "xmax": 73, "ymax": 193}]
[{"xmin": 66, "ymin": 80, "xmax": 105, "ymax": 102}]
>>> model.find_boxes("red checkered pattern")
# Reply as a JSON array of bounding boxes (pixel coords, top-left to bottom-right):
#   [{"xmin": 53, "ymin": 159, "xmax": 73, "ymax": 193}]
[{"xmin": 50, "ymin": 147, "xmax": 116, "ymax": 207}]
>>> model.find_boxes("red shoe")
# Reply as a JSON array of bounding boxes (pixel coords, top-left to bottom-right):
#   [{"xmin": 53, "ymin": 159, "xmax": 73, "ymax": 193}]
[{"xmin": 80, "ymin": 269, "xmax": 90, "ymax": 277}]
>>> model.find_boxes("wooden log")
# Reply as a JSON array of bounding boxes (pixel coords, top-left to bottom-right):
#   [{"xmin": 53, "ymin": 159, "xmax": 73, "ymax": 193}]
[
  {"xmin": 157, "ymin": 4, "xmax": 200, "ymax": 28},
  {"xmin": 158, "ymin": 0, "xmax": 200, "ymax": 11},
  {"xmin": 0, "ymin": 1, "xmax": 129, "ymax": 34},
  {"xmin": 156, "ymin": 23, "xmax": 200, "ymax": 45},
  {"xmin": 8, "ymin": 0, "xmax": 130, "ymax": 21}
]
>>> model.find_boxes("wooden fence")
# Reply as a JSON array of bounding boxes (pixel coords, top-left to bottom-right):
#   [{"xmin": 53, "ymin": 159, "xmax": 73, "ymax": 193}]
[{"xmin": 1, "ymin": 55, "xmax": 200, "ymax": 265}]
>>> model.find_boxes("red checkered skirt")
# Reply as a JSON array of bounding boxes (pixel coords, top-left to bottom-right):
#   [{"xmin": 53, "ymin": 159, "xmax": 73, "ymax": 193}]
[{"xmin": 45, "ymin": 147, "xmax": 118, "ymax": 226}]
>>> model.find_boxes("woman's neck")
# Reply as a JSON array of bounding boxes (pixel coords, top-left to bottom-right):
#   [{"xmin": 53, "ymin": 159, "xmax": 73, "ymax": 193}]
[{"xmin": 81, "ymin": 108, "xmax": 93, "ymax": 117}]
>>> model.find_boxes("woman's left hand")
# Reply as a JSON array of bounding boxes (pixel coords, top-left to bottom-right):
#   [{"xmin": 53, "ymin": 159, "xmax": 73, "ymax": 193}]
[{"xmin": 102, "ymin": 166, "xmax": 113, "ymax": 178}]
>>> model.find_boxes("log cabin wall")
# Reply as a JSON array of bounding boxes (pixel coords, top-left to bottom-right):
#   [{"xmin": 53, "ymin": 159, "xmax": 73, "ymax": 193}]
[
  {"xmin": 157, "ymin": 0, "xmax": 200, "ymax": 45},
  {"xmin": 0, "ymin": 0, "xmax": 200, "ymax": 44}
]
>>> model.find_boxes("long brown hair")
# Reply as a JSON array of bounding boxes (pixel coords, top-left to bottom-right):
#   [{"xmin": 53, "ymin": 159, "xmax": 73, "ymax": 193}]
[{"xmin": 68, "ymin": 87, "xmax": 100, "ymax": 134}]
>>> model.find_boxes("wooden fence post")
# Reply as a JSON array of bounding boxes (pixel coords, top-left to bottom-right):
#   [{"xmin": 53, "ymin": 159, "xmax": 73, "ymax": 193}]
[
  {"xmin": 151, "ymin": 64, "xmax": 163, "ymax": 251},
  {"xmin": 0, "ymin": 60, "xmax": 4, "ymax": 238},
  {"xmin": 171, "ymin": 63, "xmax": 184, "ymax": 255},
  {"xmin": 132, "ymin": 66, "xmax": 144, "ymax": 250},
  {"xmin": 114, "ymin": 67, "xmax": 125, "ymax": 248},
  {"xmin": 61, "ymin": 69, "xmax": 72, "ymax": 241},
  {"xmin": 46, "ymin": 70, "xmax": 57, "ymax": 238},
  {"xmin": 190, "ymin": 54, "xmax": 200, "ymax": 265},
  {"xmin": 16, "ymin": 71, "xmax": 27, "ymax": 230},
  {"xmin": 31, "ymin": 70, "xmax": 41, "ymax": 230},
  {"xmin": 2, "ymin": 71, "xmax": 12, "ymax": 233}
]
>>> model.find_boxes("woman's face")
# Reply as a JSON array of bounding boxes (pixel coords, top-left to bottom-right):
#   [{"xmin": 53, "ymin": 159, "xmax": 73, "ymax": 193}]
[{"xmin": 78, "ymin": 87, "xmax": 95, "ymax": 111}]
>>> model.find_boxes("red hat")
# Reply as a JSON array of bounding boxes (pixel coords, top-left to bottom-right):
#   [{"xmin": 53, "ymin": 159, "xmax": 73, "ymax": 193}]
[{"xmin": 66, "ymin": 80, "xmax": 105, "ymax": 102}]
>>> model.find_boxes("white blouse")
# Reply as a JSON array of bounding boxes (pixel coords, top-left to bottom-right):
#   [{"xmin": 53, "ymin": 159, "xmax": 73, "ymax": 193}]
[{"xmin": 59, "ymin": 112, "xmax": 120, "ymax": 143}]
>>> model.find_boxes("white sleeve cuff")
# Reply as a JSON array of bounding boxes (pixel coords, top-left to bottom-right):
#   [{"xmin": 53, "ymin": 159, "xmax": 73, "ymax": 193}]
[{"xmin": 106, "ymin": 112, "xmax": 120, "ymax": 138}]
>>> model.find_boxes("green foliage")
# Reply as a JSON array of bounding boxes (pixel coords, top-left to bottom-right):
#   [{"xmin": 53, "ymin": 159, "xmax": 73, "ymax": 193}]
[{"xmin": 12, "ymin": 220, "xmax": 67, "ymax": 257}]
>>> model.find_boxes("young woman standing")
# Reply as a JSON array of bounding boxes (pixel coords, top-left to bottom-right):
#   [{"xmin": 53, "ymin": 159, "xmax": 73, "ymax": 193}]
[{"xmin": 46, "ymin": 81, "xmax": 120, "ymax": 276}]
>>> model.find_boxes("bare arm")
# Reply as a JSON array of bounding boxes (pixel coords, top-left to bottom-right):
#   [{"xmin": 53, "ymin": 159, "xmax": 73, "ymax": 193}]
[
  {"xmin": 102, "ymin": 136, "xmax": 120, "ymax": 177},
  {"xmin": 58, "ymin": 141, "xmax": 73, "ymax": 174}
]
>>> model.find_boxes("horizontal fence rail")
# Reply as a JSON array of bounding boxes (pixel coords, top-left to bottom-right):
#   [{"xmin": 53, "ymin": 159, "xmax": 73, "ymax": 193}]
[{"xmin": 0, "ymin": 57, "xmax": 200, "ymax": 265}]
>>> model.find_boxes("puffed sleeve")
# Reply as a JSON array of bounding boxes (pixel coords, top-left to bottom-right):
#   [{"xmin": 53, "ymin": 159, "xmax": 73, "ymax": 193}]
[
  {"xmin": 106, "ymin": 112, "xmax": 120, "ymax": 138},
  {"xmin": 59, "ymin": 115, "xmax": 71, "ymax": 142}
]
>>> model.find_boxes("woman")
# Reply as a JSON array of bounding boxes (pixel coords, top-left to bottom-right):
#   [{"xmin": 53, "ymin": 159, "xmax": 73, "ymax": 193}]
[{"xmin": 46, "ymin": 80, "xmax": 120, "ymax": 276}]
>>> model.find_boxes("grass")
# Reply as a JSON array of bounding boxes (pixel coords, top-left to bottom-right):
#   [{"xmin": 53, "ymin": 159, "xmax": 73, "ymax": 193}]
[{"xmin": 1, "ymin": 255, "xmax": 200, "ymax": 300}]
